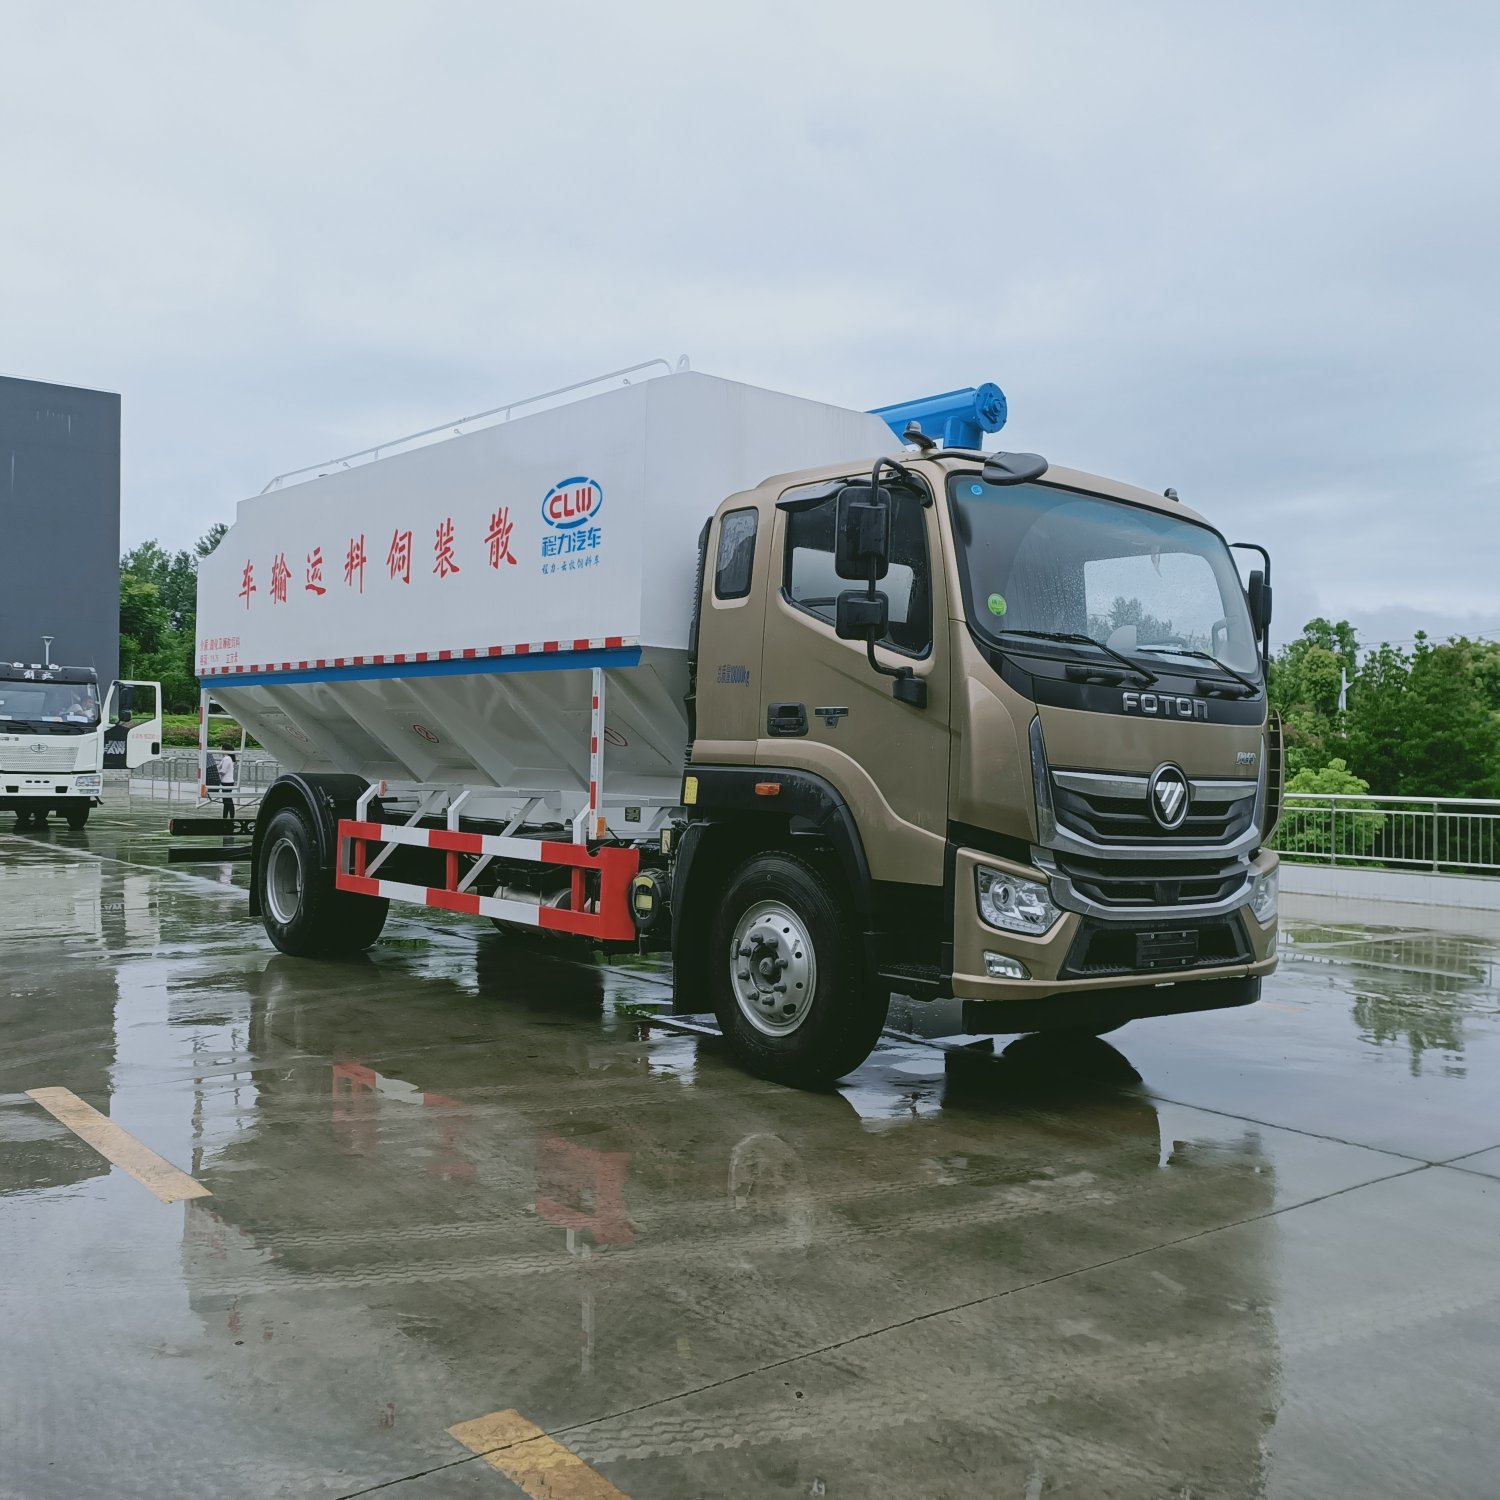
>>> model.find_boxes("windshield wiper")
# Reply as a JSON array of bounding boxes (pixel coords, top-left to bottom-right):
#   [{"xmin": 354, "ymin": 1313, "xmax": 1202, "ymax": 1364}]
[
  {"xmin": 1135, "ymin": 647, "xmax": 1260, "ymax": 695},
  {"xmin": 996, "ymin": 630, "xmax": 1158, "ymax": 685}
]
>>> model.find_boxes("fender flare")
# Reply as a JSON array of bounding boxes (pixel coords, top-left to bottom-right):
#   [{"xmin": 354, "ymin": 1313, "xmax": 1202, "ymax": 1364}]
[
  {"xmin": 670, "ymin": 766, "xmax": 875, "ymax": 1006},
  {"xmin": 249, "ymin": 772, "xmax": 372, "ymax": 916}
]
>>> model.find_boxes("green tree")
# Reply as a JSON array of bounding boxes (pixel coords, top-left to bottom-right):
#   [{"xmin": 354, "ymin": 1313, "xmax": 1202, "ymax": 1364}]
[
  {"xmin": 119, "ymin": 526, "xmax": 228, "ymax": 713},
  {"xmin": 118, "ymin": 574, "xmax": 167, "ymax": 678},
  {"xmin": 1270, "ymin": 618, "xmax": 1357, "ymax": 774},
  {"xmin": 195, "ymin": 523, "xmax": 227, "ymax": 558},
  {"xmin": 1278, "ymin": 758, "xmax": 1384, "ymax": 857},
  {"xmin": 1344, "ymin": 641, "xmax": 1410, "ymax": 794},
  {"xmin": 1399, "ymin": 635, "xmax": 1500, "ymax": 797}
]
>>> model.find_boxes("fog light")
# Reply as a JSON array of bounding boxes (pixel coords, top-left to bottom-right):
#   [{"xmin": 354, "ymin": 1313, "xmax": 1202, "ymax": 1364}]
[
  {"xmin": 976, "ymin": 866, "xmax": 1060, "ymax": 935},
  {"xmin": 1251, "ymin": 865, "xmax": 1278, "ymax": 923},
  {"xmin": 984, "ymin": 951, "xmax": 1030, "ymax": 980}
]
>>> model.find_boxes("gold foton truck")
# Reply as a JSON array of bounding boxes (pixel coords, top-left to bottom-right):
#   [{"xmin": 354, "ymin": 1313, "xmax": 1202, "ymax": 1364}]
[{"xmin": 198, "ymin": 368, "xmax": 1280, "ymax": 1087}]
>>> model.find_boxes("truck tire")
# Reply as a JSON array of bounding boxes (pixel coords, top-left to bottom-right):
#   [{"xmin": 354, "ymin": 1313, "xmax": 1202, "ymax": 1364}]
[
  {"xmin": 64, "ymin": 805, "xmax": 90, "ymax": 831},
  {"xmin": 258, "ymin": 806, "xmax": 388, "ymax": 957},
  {"xmin": 709, "ymin": 851, "xmax": 886, "ymax": 1088}
]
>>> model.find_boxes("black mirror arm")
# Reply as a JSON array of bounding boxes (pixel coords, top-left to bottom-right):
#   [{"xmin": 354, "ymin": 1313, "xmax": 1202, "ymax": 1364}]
[
  {"xmin": 1232, "ymin": 541, "xmax": 1274, "ymax": 666},
  {"xmin": 859, "ymin": 455, "xmax": 926, "ymax": 703}
]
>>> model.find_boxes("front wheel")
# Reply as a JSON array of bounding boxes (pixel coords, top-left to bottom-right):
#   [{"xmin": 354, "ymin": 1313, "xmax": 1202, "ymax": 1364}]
[
  {"xmin": 64, "ymin": 805, "xmax": 90, "ymax": 830},
  {"xmin": 709, "ymin": 852, "xmax": 887, "ymax": 1088},
  {"xmin": 258, "ymin": 806, "xmax": 388, "ymax": 957}
]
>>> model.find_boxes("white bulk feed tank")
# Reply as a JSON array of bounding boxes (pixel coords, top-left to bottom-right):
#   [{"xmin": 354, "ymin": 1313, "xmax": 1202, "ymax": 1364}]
[{"xmin": 197, "ymin": 369, "xmax": 897, "ymax": 830}]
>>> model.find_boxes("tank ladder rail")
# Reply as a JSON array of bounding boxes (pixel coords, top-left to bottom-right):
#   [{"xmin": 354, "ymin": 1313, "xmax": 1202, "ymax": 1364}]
[{"xmin": 334, "ymin": 813, "xmax": 640, "ymax": 943}]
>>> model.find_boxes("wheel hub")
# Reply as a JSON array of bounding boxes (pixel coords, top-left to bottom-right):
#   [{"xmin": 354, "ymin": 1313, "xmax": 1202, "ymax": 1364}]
[
  {"xmin": 729, "ymin": 901, "xmax": 817, "ymax": 1037},
  {"xmin": 266, "ymin": 836, "xmax": 305, "ymax": 927}
]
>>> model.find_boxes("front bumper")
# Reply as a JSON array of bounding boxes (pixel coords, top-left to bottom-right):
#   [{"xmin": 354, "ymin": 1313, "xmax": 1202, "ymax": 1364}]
[
  {"xmin": 0, "ymin": 772, "xmax": 101, "ymax": 810},
  {"xmin": 950, "ymin": 845, "xmax": 1278, "ymax": 1008}
]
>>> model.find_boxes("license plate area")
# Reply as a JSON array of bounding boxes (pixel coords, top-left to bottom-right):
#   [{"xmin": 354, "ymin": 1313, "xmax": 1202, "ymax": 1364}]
[{"xmin": 1136, "ymin": 928, "xmax": 1199, "ymax": 969}]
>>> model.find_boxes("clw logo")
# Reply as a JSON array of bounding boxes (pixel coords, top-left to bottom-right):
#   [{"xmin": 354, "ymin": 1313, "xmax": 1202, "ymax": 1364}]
[{"xmin": 541, "ymin": 476, "xmax": 603, "ymax": 531}]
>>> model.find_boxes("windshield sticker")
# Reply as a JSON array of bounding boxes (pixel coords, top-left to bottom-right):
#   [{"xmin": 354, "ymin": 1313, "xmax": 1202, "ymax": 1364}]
[{"xmin": 987, "ymin": 593, "xmax": 1007, "ymax": 617}]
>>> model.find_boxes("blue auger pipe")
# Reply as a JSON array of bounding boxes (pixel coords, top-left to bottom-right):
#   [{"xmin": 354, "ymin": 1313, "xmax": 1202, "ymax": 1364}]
[{"xmin": 868, "ymin": 383, "xmax": 1007, "ymax": 450}]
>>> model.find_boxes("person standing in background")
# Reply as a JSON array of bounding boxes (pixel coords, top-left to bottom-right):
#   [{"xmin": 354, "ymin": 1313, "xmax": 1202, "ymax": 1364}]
[{"xmin": 216, "ymin": 749, "xmax": 237, "ymax": 820}]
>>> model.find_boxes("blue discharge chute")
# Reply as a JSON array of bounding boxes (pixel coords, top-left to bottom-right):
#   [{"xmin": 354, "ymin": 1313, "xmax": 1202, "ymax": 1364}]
[{"xmin": 868, "ymin": 383, "xmax": 1008, "ymax": 450}]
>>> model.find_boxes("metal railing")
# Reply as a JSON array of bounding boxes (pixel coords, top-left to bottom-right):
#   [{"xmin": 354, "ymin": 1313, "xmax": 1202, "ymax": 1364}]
[
  {"xmin": 1273, "ymin": 793, "xmax": 1500, "ymax": 875},
  {"xmin": 127, "ymin": 751, "xmax": 281, "ymax": 803},
  {"xmin": 260, "ymin": 357, "xmax": 689, "ymax": 491}
]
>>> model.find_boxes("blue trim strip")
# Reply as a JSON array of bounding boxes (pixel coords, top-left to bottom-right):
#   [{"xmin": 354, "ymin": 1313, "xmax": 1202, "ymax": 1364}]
[{"xmin": 200, "ymin": 646, "xmax": 643, "ymax": 690}]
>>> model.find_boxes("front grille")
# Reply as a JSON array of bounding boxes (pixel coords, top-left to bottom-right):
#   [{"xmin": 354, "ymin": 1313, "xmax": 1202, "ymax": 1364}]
[
  {"xmin": 1053, "ymin": 851, "xmax": 1249, "ymax": 910},
  {"xmin": 0, "ymin": 747, "xmax": 80, "ymax": 772},
  {"xmin": 1052, "ymin": 771, "xmax": 1255, "ymax": 847},
  {"xmin": 1061, "ymin": 914, "xmax": 1252, "ymax": 978}
]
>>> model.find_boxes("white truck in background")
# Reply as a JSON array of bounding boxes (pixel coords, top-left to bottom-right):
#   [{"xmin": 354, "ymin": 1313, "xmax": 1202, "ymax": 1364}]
[{"xmin": 0, "ymin": 649, "xmax": 162, "ymax": 828}]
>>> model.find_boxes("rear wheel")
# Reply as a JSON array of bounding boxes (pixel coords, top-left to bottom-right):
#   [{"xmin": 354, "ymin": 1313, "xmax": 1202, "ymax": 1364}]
[
  {"xmin": 64, "ymin": 805, "xmax": 90, "ymax": 830},
  {"xmin": 258, "ymin": 806, "xmax": 388, "ymax": 957},
  {"xmin": 709, "ymin": 852, "xmax": 886, "ymax": 1088}
]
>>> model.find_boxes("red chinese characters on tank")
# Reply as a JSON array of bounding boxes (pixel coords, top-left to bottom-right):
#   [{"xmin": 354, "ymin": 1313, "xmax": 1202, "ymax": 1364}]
[
  {"xmin": 485, "ymin": 506, "xmax": 517, "ymax": 569},
  {"xmin": 234, "ymin": 496, "xmax": 533, "ymax": 612},
  {"xmin": 433, "ymin": 518, "xmax": 460, "ymax": 579},
  {"xmin": 345, "ymin": 534, "xmax": 367, "ymax": 593},
  {"xmin": 388, "ymin": 528, "xmax": 413, "ymax": 585}
]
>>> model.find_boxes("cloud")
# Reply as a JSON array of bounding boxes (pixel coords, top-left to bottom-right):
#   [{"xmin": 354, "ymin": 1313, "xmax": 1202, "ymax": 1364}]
[{"xmin": 0, "ymin": 0, "xmax": 1495, "ymax": 646}]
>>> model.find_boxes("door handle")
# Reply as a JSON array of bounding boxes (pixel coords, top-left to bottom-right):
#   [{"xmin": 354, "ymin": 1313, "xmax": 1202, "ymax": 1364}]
[{"xmin": 767, "ymin": 702, "xmax": 808, "ymax": 737}]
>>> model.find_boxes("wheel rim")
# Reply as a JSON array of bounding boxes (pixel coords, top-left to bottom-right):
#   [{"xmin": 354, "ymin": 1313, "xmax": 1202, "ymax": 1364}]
[
  {"xmin": 729, "ymin": 900, "xmax": 817, "ymax": 1037},
  {"xmin": 266, "ymin": 836, "xmax": 305, "ymax": 926}
]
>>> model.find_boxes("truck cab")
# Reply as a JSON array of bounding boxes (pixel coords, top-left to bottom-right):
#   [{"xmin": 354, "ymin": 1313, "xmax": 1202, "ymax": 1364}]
[
  {"xmin": 679, "ymin": 448, "xmax": 1281, "ymax": 1081},
  {"xmin": 0, "ymin": 660, "xmax": 162, "ymax": 828}
]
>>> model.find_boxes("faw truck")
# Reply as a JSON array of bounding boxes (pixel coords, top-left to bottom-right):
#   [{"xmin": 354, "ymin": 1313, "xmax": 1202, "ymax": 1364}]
[
  {"xmin": 1, "ymin": 651, "xmax": 161, "ymax": 828},
  {"xmin": 196, "ymin": 366, "xmax": 1282, "ymax": 1086}
]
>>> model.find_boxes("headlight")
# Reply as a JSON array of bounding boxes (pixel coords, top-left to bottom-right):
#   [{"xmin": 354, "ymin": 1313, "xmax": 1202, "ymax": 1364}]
[
  {"xmin": 75, "ymin": 774, "xmax": 102, "ymax": 793},
  {"xmin": 977, "ymin": 866, "xmax": 1060, "ymax": 935},
  {"xmin": 1251, "ymin": 865, "xmax": 1278, "ymax": 923}
]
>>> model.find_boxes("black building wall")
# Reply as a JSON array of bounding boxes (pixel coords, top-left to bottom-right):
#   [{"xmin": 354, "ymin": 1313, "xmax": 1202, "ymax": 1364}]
[{"xmin": 0, "ymin": 377, "xmax": 120, "ymax": 688}]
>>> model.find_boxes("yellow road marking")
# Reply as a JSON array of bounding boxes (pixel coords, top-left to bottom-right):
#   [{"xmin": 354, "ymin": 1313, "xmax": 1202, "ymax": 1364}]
[
  {"xmin": 448, "ymin": 1409, "xmax": 629, "ymax": 1498},
  {"xmin": 24, "ymin": 1087, "xmax": 210, "ymax": 1204}
]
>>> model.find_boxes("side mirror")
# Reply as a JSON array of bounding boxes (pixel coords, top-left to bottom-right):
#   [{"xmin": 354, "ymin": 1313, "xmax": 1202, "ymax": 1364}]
[
  {"xmin": 835, "ymin": 589, "xmax": 889, "ymax": 641},
  {"xmin": 834, "ymin": 485, "xmax": 891, "ymax": 580},
  {"xmin": 1246, "ymin": 570, "xmax": 1272, "ymax": 635},
  {"xmin": 114, "ymin": 683, "xmax": 135, "ymax": 723}
]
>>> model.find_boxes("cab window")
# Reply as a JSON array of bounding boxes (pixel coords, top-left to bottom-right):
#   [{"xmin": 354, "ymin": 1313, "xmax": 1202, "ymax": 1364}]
[
  {"xmin": 784, "ymin": 488, "xmax": 931, "ymax": 656},
  {"xmin": 714, "ymin": 508, "xmax": 758, "ymax": 600}
]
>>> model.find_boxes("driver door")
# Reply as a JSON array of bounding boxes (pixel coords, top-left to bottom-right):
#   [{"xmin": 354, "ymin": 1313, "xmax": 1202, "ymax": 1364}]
[
  {"xmin": 757, "ymin": 481, "xmax": 950, "ymax": 887},
  {"xmin": 102, "ymin": 681, "xmax": 163, "ymax": 770}
]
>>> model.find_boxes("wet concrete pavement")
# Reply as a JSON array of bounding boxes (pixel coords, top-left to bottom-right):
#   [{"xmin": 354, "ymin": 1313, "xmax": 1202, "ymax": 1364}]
[{"xmin": 2, "ymin": 796, "xmax": 1499, "ymax": 1498}]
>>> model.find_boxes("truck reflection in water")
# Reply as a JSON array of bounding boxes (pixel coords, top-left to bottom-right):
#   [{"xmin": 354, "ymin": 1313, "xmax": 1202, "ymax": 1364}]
[{"xmin": 169, "ymin": 937, "xmax": 1288, "ymax": 1495}]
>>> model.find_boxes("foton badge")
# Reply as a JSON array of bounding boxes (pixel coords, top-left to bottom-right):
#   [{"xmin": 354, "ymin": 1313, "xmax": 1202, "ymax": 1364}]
[
  {"xmin": 1122, "ymin": 691, "xmax": 1208, "ymax": 721},
  {"xmin": 541, "ymin": 476, "xmax": 603, "ymax": 530}
]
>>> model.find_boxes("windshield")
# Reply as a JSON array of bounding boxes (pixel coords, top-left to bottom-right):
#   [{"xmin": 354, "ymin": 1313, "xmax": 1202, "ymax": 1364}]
[
  {"xmin": 947, "ymin": 478, "xmax": 1261, "ymax": 678},
  {"xmin": 0, "ymin": 679, "xmax": 100, "ymax": 732}
]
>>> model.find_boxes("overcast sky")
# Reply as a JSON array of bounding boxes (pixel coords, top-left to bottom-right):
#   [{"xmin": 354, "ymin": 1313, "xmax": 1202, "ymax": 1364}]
[{"xmin": 2, "ymin": 0, "xmax": 1496, "ymax": 649}]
